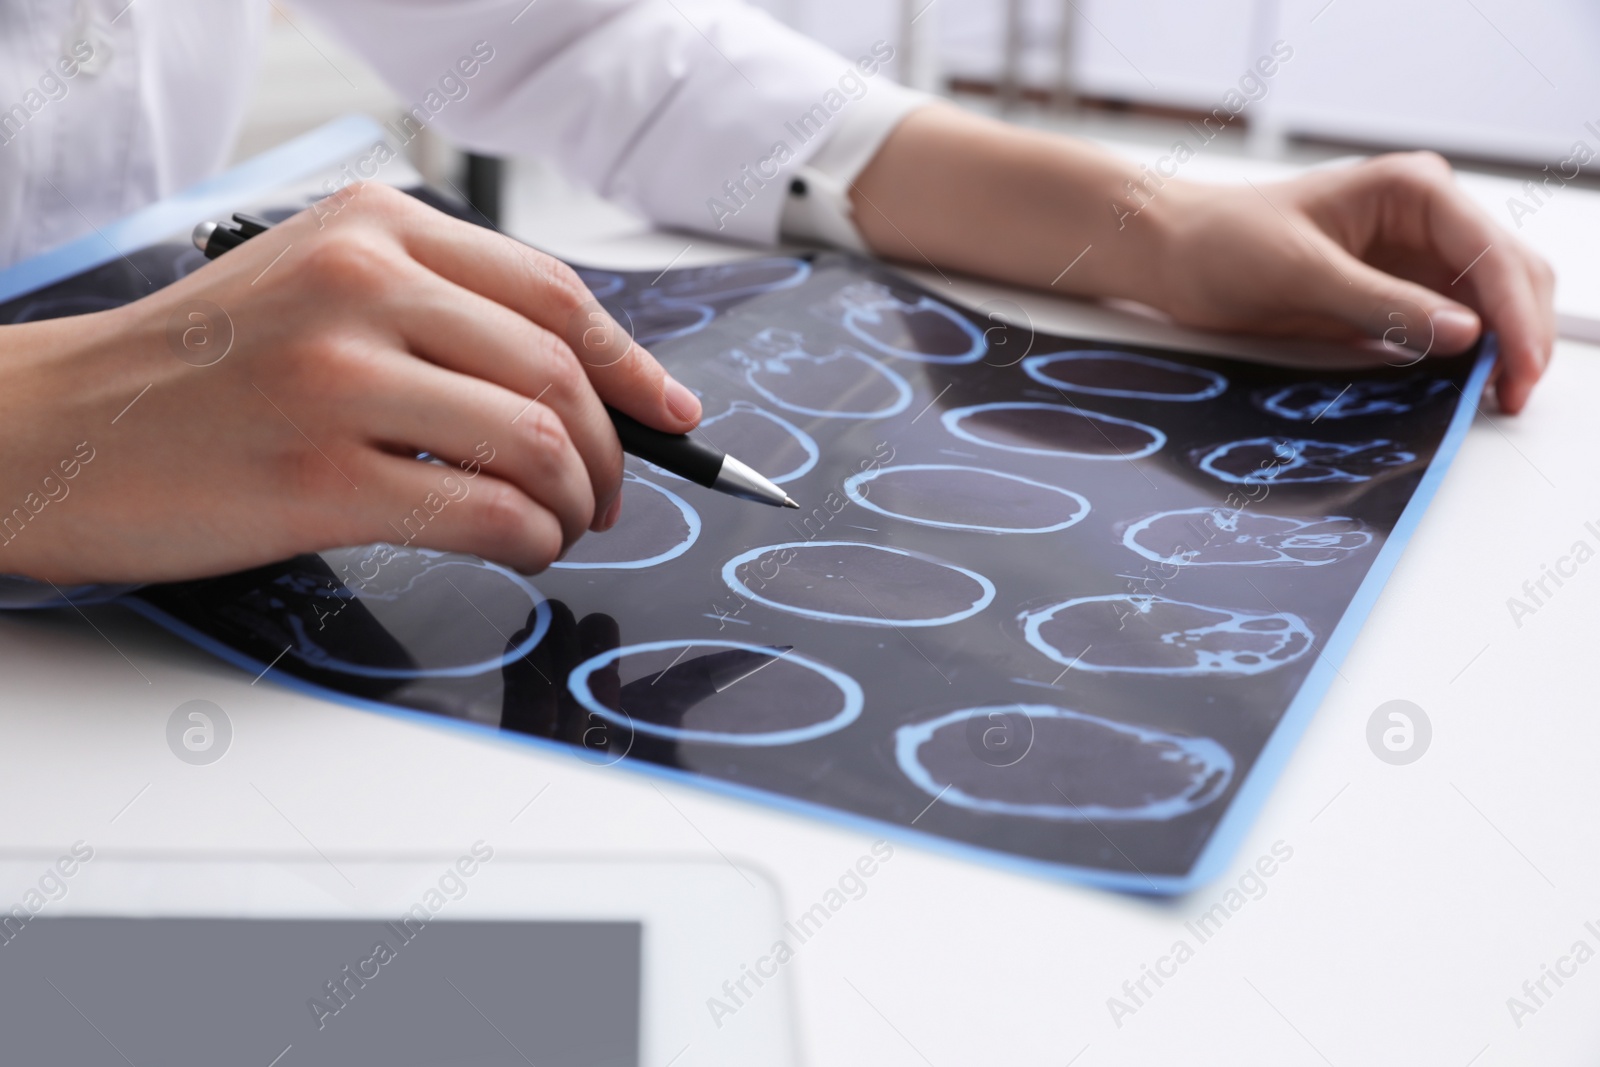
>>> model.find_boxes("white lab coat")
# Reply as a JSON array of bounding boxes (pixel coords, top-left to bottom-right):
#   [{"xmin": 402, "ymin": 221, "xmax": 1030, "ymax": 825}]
[{"xmin": 0, "ymin": 0, "xmax": 924, "ymax": 268}]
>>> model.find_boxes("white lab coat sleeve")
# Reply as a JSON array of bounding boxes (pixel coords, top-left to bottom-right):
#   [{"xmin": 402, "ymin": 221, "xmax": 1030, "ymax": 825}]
[
  {"xmin": 778, "ymin": 79, "xmax": 935, "ymax": 252},
  {"xmin": 292, "ymin": 0, "xmax": 903, "ymax": 244}
]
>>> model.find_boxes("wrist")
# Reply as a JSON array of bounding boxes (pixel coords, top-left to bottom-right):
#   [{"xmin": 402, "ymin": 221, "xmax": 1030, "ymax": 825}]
[
  {"xmin": 1094, "ymin": 163, "xmax": 1198, "ymax": 312},
  {"xmin": 982, "ymin": 130, "xmax": 1185, "ymax": 306}
]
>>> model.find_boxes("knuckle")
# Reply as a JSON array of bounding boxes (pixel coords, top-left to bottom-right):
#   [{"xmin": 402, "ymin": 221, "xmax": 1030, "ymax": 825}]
[
  {"xmin": 299, "ymin": 231, "xmax": 392, "ymax": 295},
  {"xmin": 283, "ymin": 336, "xmax": 379, "ymax": 398},
  {"xmin": 474, "ymin": 480, "xmax": 536, "ymax": 551},
  {"xmin": 533, "ymin": 330, "xmax": 585, "ymax": 393},
  {"xmin": 345, "ymin": 180, "xmax": 411, "ymax": 220},
  {"xmin": 517, "ymin": 402, "xmax": 574, "ymax": 462},
  {"xmin": 532, "ymin": 257, "xmax": 625, "ymax": 357},
  {"xmin": 1392, "ymin": 150, "xmax": 1453, "ymax": 186},
  {"xmin": 541, "ymin": 256, "xmax": 590, "ymax": 307},
  {"xmin": 515, "ymin": 250, "xmax": 583, "ymax": 317}
]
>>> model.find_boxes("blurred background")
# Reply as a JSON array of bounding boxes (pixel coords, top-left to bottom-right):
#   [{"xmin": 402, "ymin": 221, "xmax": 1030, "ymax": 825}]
[
  {"xmin": 240, "ymin": 0, "xmax": 1600, "ymax": 334},
  {"xmin": 241, "ymin": 0, "xmax": 1600, "ymax": 180}
]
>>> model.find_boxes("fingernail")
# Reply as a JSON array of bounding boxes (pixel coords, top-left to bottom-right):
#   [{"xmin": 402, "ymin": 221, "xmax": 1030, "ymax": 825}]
[
  {"xmin": 601, "ymin": 493, "xmax": 622, "ymax": 530},
  {"xmin": 1430, "ymin": 307, "xmax": 1480, "ymax": 338},
  {"xmin": 663, "ymin": 376, "xmax": 701, "ymax": 425}
]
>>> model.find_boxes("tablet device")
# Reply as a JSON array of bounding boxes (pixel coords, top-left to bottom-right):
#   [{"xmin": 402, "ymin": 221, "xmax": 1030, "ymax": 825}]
[{"xmin": 0, "ymin": 853, "xmax": 796, "ymax": 1066}]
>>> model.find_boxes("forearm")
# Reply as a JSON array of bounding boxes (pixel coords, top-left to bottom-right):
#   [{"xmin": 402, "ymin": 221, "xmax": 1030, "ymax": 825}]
[{"xmin": 848, "ymin": 104, "xmax": 1171, "ymax": 305}]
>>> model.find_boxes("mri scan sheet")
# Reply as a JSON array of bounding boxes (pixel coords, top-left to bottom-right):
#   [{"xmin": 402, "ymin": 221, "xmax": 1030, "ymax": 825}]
[{"xmin": 0, "ymin": 120, "xmax": 1492, "ymax": 894}]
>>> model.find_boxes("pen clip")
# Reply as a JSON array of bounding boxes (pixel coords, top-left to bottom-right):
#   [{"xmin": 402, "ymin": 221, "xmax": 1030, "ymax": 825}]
[
  {"xmin": 231, "ymin": 212, "xmax": 272, "ymax": 238},
  {"xmin": 194, "ymin": 212, "xmax": 274, "ymax": 259}
]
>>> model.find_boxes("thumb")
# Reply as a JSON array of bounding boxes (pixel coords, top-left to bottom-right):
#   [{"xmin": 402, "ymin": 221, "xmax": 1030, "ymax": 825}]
[{"xmin": 1311, "ymin": 243, "xmax": 1483, "ymax": 358}]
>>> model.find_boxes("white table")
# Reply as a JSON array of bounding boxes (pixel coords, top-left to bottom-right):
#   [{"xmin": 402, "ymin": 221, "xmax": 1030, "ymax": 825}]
[{"xmin": 3, "ymin": 147, "xmax": 1597, "ymax": 1066}]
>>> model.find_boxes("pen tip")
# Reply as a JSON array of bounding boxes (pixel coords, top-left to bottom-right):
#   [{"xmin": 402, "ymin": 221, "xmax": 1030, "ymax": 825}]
[{"xmin": 782, "ymin": 495, "xmax": 799, "ymax": 509}]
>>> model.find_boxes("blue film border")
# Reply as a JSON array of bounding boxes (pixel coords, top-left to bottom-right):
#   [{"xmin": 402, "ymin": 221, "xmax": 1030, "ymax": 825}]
[
  {"xmin": 124, "ymin": 345, "xmax": 1495, "ymax": 899},
  {"xmin": 28, "ymin": 111, "xmax": 1495, "ymax": 894},
  {"xmin": 121, "ymin": 596, "xmax": 1195, "ymax": 895},
  {"xmin": 1184, "ymin": 341, "xmax": 1497, "ymax": 889},
  {"xmin": 121, "ymin": 337, "xmax": 1492, "ymax": 899}
]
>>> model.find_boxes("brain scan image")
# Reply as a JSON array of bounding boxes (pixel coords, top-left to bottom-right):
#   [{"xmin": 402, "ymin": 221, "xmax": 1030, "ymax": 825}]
[
  {"xmin": 723, "ymin": 541, "xmax": 995, "ymax": 627},
  {"xmin": 551, "ymin": 472, "xmax": 700, "ymax": 570},
  {"xmin": 942, "ymin": 402, "xmax": 1165, "ymax": 460},
  {"xmin": 651, "ymin": 256, "xmax": 811, "ymax": 303},
  {"xmin": 895, "ymin": 704, "xmax": 1234, "ymax": 821},
  {"xmin": 1198, "ymin": 437, "xmax": 1417, "ymax": 485},
  {"xmin": 1258, "ymin": 376, "xmax": 1451, "ymax": 421},
  {"xmin": 1123, "ymin": 507, "xmax": 1374, "ymax": 568},
  {"xmin": 616, "ymin": 294, "xmax": 716, "ymax": 346},
  {"xmin": 3, "ymin": 292, "xmax": 128, "ymax": 323},
  {"xmin": 0, "ymin": 241, "xmax": 207, "ymax": 325},
  {"xmin": 733, "ymin": 328, "xmax": 913, "ymax": 419},
  {"xmin": 589, "ymin": 259, "xmax": 815, "ymax": 351},
  {"xmin": 574, "ymin": 269, "xmax": 625, "ymax": 299},
  {"xmin": 844, "ymin": 464, "xmax": 1090, "ymax": 534},
  {"xmin": 649, "ymin": 400, "xmax": 818, "ymax": 485},
  {"xmin": 273, "ymin": 547, "xmax": 550, "ymax": 679},
  {"xmin": 835, "ymin": 282, "xmax": 987, "ymax": 364},
  {"xmin": 26, "ymin": 212, "xmax": 1481, "ymax": 891},
  {"xmin": 568, "ymin": 639, "xmax": 863, "ymax": 746},
  {"xmin": 1021, "ymin": 594, "xmax": 1314, "ymax": 677},
  {"xmin": 1022, "ymin": 350, "xmax": 1227, "ymax": 402}
]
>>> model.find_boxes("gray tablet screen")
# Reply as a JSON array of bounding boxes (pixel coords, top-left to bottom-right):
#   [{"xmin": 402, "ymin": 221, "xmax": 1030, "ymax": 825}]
[{"xmin": 0, "ymin": 916, "xmax": 641, "ymax": 1066}]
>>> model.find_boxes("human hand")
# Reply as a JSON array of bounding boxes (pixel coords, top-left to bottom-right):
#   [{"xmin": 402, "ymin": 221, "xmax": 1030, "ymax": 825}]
[
  {"xmin": 851, "ymin": 111, "xmax": 1551, "ymax": 412},
  {"xmin": 0, "ymin": 182, "xmax": 701, "ymax": 584},
  {"xmin": 1148, "ymin": 152, "xmax": 1554, "ymax": 413}
]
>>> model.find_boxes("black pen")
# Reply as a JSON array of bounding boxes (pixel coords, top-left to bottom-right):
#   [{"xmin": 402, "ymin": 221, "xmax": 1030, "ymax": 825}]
[{"xmin": 194, "ymin": 213, "xmax": 798, "ymax": 510}]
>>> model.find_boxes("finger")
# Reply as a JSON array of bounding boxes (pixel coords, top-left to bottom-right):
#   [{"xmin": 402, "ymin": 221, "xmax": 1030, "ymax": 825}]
[
  {"xmin": 1527, "ymin": 246, "xmax": 1558, "ymax": 345},
  {"xmin": 1451, "ymin": 246, "xmax": 1543, "ymax": 414},
  {"xmin": 1409, "ymin": 181, "xmax": 1549, "ymax": 412},
  {"xmin": 1322, "ymin": 156, "xmax": 1552, "ymax": 410},
  {"xmin": 363, "ymin": 454, "xmax": 566, "ymax": 575},
  {"xmin": 1270, "ymin": 223, "xmax": 1483, "ymax": 355},
  {"xmin": 386, "ymin": 261, "xmax": 624, "ymax": 524},
  {"xmin": 1490, "ymin": 260, "xmax": 1546, "ymax": 415},
  {"xmin": 1499, "ymin": 243, "xmax": 1558, "ymax": 414},
  {"xmin": 362, "ymin": 355, "xmax": 598, "ymax": 552},
  {"xmin": 374, "ymin": 187, "xmax": 702, "ymax": 432}
]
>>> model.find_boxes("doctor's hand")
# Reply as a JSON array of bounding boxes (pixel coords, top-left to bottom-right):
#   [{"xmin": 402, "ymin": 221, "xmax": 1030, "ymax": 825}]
[
  {"xmin": 1146, "ymin": 153, "xmax": 1555, "ymax": 414},
  {"xmin": 0, "ymin": 182, "xmax": 700, "ymax": 584},
  {"xmin": 850, "ymin": 106, "xmax": 1554, "ymax": 413}
]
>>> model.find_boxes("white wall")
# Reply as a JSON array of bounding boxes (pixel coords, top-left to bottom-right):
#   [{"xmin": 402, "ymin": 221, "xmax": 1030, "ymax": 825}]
[
  {"xmin": 1262, "ymin": 0, "xmax": 1600, "ymax": 165},
  {"xmin": 763, "ymin": 0, "xmax": 1600, "ymax": 167},
  {"xmin": 235, "ymin": 0, "xmax": 1599, "ymax": 174}
]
